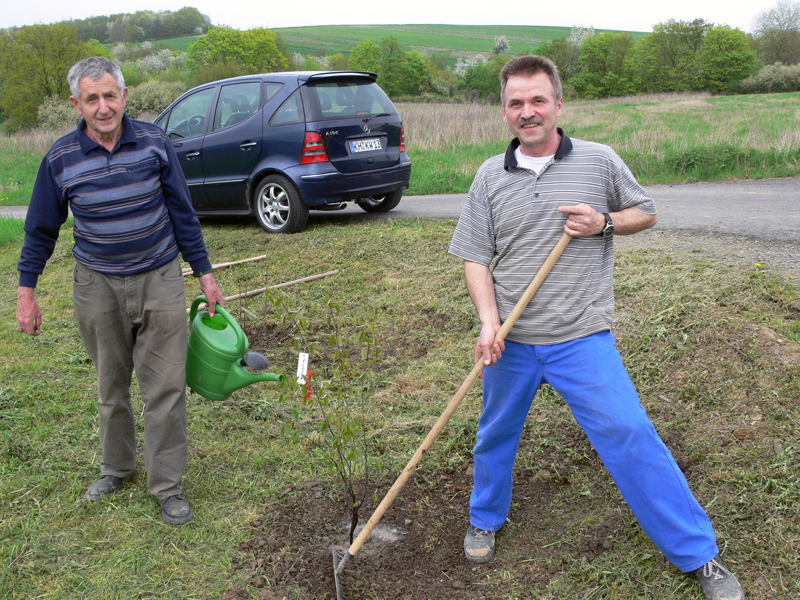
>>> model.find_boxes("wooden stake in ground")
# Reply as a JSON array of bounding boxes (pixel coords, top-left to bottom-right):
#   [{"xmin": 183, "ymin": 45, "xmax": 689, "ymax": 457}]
[
  {"xmin": 187, "ymin": 270, "xmax": 340, "ymax": 314},
  {"xmin": 182, "ymin": 255, "xmax": 268, "ymax": 277}
]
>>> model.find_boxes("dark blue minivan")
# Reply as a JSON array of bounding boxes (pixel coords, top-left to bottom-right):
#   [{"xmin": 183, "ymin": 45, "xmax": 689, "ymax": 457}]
[{"xmin": 154, "ymin": 71, "xmax": 412, "ymax": 233}]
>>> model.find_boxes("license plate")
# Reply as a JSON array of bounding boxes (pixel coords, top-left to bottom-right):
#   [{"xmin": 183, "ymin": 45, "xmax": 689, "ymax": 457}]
[{"xmin": 349, "ymin": 138, "xmax": 382, "ymax": 153}]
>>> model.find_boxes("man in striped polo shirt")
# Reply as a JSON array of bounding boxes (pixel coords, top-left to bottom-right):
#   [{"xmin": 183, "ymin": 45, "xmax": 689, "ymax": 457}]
[
  {"xmin": 449, "ymin": 56, "xmax": 743, "ymax": 600},
  {"xmin": 16, "ymin": 57, "xmax": 225, "ymax": 525}
]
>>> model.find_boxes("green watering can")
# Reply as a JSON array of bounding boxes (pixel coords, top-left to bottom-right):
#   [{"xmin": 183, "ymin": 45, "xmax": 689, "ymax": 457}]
[{"xmin": 187, "ymin": 295, "xmax": 283, "ymax": 401}]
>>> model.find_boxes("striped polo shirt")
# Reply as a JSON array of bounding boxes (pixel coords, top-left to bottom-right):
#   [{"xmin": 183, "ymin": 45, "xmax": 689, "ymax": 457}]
[
  {"xmin": 18, "ymin": 114, "xmax": 211, "ymax": 288},
  {"xmin": 449, "ymin": 130, "xmax": 656, "ymax": 346}
]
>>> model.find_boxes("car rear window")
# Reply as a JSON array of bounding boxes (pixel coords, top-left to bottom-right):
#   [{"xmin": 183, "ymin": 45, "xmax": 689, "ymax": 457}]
[{"xmin": 304, "ymin": 81, "xmax": 398, "ymax": 121}]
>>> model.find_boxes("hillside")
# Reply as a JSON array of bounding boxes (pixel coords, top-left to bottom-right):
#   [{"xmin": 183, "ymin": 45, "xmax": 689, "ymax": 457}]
[
  {"xmin": 277, "ymin": 24, "xmax": 647, "ymax": 65},
  {"xmin": 157, "ymin": 24, "xmax": 647, "ymax": 67}
]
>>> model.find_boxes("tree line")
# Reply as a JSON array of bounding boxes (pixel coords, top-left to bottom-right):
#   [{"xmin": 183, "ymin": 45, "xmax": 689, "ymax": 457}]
[
  {"xmin": 1, "ymin": 2, "xmax": 799, "ymax": 132},
  {"xmin": 67, "ymin": 7, "xmax": 209, "ymax": 44}
]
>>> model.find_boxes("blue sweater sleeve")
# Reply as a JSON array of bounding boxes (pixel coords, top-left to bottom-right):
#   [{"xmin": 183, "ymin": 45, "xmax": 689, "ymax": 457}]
[
  {"xmin": 156, "ymin": 128, "xmax": 212, "ymax": 274},
  {"xmin": 17, "ymin": 154, "xmax": 70, "ymax": 288}
]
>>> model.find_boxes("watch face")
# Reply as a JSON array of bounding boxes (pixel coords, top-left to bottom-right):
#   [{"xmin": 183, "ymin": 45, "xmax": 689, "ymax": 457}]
[{"xmin": 603, "ymin": 214, "xmax": 613, "ymax": 236}]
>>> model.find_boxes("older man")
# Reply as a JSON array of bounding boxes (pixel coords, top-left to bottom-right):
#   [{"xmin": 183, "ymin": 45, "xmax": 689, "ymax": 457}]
[
  {"xmin": 16, "ymin": 57, "xmax": 225, "ymax": 525},
  {"xmin": 449, "ymin": 55, "xmax": 744, "ymax": 600}
]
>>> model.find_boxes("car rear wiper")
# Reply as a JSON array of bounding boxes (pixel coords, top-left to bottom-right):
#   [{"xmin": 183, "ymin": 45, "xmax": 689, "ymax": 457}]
[{"xmin": 364, "ymin": 112, "xmax": 392, "ymax": 123}]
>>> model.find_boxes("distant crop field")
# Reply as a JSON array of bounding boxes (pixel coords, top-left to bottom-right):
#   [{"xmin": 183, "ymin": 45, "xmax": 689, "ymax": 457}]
[
  {"xmin": 274, "ymin": 24, "xmax": 569, "ymax": 59},
  {"xmin": 154, "ymin": 35, "xmax": 201, "ymax": 53},
  {"xmin": 149, "ymin": 25, "xmax": 647, "ymax": 67},
  {"xmin": 267, "ymin": 24, "xmax": 644, "ymax": 67}
]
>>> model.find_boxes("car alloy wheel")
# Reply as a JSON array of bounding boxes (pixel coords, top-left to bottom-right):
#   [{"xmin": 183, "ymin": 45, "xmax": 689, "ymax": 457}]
[{"xmin": 253, "ymin": 175, "xmax": 309, "ymax": 234}]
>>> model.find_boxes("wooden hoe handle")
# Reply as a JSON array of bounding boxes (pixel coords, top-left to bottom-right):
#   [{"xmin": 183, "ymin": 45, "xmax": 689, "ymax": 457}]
[{"xmin": 337, "ymin": 232, "xmax": 572, "ymax": 571}]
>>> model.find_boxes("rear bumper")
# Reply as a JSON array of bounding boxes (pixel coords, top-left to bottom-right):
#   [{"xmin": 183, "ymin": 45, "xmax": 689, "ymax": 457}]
[{"xmin": 293, "ymin": 159, "xmax": 412, "ymax": 206}]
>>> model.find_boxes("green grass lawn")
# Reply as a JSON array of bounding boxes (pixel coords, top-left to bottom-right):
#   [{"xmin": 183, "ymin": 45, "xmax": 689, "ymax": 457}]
[
  {"xmin": 1, "ymin": 216, "xmax": 798, "ymax": 599},
  {"xmin": 0, "ymin": 149, "xmax": 40, "ymax": 207},
  {"xmin": 0, "ymin": 216, "xmax": 26, "ymax": 247}
]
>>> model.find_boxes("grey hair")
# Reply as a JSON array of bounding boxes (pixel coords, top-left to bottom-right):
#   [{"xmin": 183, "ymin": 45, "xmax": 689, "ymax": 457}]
[
  {"xmin": 68, "ymin": 57, "xmax": 126, "ymax": 102},
  {"xmin": 500, "ymin": 55, "xmax": 562, "ymax": 106}
]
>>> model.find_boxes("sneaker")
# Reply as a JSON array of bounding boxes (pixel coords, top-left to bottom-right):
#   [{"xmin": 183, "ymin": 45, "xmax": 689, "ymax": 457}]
[
  {"xmin": 464, "ymin": 525, "xmax": 495, "ymax": 563},
  {"xmin": 694, "ymin": 554, "xmax": 745, "ymax": 600},
  {"xmin": 159, "ymin": 494, "xmax": 193, "ymax": 525},
  {"xmin": 84, "ymin": 470, "xmax": 137, "ymax": 501}
]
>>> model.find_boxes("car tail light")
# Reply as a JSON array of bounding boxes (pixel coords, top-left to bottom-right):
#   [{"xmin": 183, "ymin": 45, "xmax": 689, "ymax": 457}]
[
  {"xmin": 400, "ymin": 126, "xmax": 406, "ymax": 152},
  {"xmin": 301, "ymin": 132, "xmax": 329, "ymax": 164}
]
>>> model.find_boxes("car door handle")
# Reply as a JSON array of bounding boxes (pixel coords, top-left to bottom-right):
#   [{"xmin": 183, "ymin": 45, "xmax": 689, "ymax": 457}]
[
  {"xmin": 185, "ymin": 151, "xmax": 200, "ymax": 160},
  {"xmin": 240, "ymin": 142, "xmax": 257, "ymax": 150}
]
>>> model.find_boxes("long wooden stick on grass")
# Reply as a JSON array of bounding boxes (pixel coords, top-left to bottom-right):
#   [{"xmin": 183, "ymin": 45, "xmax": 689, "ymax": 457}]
[
  {"xmin": 187, "ymin": 270, "xmax": 340, "ymax": 313},
  {"xmin": 182, "ymin": 255, "xmax": 268, "ymax": 277}
]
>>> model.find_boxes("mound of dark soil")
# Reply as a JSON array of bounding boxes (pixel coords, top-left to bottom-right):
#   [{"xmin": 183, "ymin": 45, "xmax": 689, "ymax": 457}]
[{"xmin": 226, "ymin": 461, "xmax": 630, "ymax": 600}]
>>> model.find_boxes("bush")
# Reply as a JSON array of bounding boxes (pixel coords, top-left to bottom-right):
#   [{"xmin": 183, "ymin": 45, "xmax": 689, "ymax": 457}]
[
  {"xmin": 457, "ymin": 55, "xmax": 509, "ymax": 100},
  {"xmin": 120, "ymin": 63, "xmax": 146, "ymax": 88},
  {"xmin": 184, "ymin": 60, "xmax": 253, "ymax": 89},
  {"xmin": 739, "ymin": 62, "xmax": 800, "ymax": 93},
  {"xmin": 37, "ymin": 96, "xmax": 79, "ymax": 131},
  {"xmin": 136, "ymin": 49, "xmax": 185, "ymax": 74},
  {"xmin": 125, "ymin": 80, "xmax": 186, "ymax": 119}
]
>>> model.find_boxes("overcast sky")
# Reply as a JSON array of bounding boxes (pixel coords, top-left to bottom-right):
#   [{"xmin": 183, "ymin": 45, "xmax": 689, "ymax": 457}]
[{"xmin": 0, "ymin": 0, "xmax": 780, "ymax": 35}]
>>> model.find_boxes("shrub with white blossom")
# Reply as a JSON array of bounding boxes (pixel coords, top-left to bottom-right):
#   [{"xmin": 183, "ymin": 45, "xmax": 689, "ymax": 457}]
[
  {"xmin": 37, "ymin": 96, "xmax": 80, "ymax": 132},
  {"xmin": 455, "ymin": 54, "xmax": 488, "ymax": 77},
  {"xmin": 568, "ymin": 25, "xmax": 595, "ymax": 47},
  {"xmin": 126, "ymin": 80, "xmax": 187, "ymax": 118},
  {"xmin": 491, "ymin": 36, "xmax": 510, "ymax": 55}
]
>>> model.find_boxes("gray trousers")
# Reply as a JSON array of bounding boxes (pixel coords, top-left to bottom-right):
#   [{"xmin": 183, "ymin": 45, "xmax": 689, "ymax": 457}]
[{"xmin": 73, "ymin": 257, "xmax": 188, "ymax": 500}]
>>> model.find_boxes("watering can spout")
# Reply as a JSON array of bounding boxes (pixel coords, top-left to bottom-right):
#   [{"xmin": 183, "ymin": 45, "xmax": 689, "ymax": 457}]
[
  {"xmin": 221, "ymin": 362, "xmax": 284, "ymax": 397},
  {"xmin": 186, "ymin": 296, "xmax": 284, "ymax": 401},
  {"xmin": 227, "ymin": 362, "xmax": 284, "ymax": 391}
]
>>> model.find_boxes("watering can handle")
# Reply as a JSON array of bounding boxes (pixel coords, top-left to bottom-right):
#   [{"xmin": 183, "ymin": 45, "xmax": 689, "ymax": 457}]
[
  {"xmin": 189, "ymin": 295, "xmax": 248, "ymax": 351},
  {"xmin": 189, "ymin": 295, "xmax": 207, "ymax": 323}
]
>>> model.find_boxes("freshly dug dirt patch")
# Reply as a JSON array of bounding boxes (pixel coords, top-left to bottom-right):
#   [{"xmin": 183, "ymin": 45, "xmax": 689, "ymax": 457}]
[
  {"xmin": 227, "ymin": 464, "xmax": 632, "ymax": 600},
  {"xmin": 227, "ymin": 413, "xmax": 699, "ymax": 600}
]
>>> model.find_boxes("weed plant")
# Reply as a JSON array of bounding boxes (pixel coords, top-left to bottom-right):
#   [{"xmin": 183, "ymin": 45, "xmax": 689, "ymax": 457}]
[{"xmin": 1, "ymin": 216, "xmax": 798, "ymax": 598}]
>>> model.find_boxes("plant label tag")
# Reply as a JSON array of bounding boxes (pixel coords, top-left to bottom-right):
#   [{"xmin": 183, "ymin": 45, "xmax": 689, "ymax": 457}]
[{"xmin": 296, "ymin": 352, "xmax": 309, "ymax": 384}]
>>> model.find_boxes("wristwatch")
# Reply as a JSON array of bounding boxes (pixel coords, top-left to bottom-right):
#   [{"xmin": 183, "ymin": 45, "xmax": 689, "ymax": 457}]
[{"xmin": 600, "ymin": 213, "xmax": 614, "ymax": 238}]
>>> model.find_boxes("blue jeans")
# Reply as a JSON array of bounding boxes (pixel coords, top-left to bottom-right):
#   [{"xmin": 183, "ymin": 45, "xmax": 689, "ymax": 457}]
[{"xmin": 471, "ymin": 331, "xmax": 718, "ymax": 572}]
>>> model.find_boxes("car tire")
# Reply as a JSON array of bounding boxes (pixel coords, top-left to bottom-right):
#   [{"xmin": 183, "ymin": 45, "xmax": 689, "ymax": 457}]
[
  {"xmin": 356, "ymin": 190, "xmax": 403, "ymax": 213},
  {"xmin": 253, "ymin": 175, "xmax": 309, "ymax": 234}
]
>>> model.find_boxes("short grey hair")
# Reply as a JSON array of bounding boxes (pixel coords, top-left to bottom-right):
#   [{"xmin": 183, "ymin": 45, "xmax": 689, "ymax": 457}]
[
  {"xmin": 68, "ymin": 57, "xmax": 126, "ymax": 102},
  {"xmin": 500, "ymin": 55, "xmax": 562, "ymax": 106}
]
